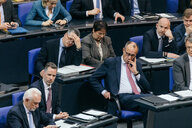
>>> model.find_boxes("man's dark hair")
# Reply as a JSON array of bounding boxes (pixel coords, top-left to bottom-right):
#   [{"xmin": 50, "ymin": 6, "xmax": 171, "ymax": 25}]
[
  {"xmin": 93, "ymin": 20, "xmax": 108, "ymax": 32},
  {"xmin": 44, "ymin": 62, "xmax": 57, "ymax": 71},
  {"xmin": 67, "ymin": 27, "xmax": 80, "ymax": 37}
]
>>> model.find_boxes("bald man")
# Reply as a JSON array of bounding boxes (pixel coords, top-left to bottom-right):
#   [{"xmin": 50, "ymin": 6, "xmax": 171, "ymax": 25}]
[{"xmin": 142, "ymin": 18, "xmax": 179, "ymax": 58}]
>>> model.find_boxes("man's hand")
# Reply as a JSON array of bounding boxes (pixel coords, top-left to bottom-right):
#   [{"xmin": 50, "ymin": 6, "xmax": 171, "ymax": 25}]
[
  {"xmin": 10, "ymin": 22, "xmax": 18, "ymax": 29},
  {"xmin": 185, "ymin": 26, "xmax": 192, "ymax": 35},
  {"xmin": 165, "ymin": 29, "xmax": 174, "ymax": 40},
  {"xmin": 44, "ymin": 125, "xmax": 58, "ymax": 128},
  {"xmin": 115, "ymin": 13, "xmax": 125, "ymax": 23},
  {"xmin": 42, "ymin": 20, "xmax": 53, "ymax": 26},
  {"xmin": 103, "ymin": 91, "xmax": 111, "ymax": 99},
  {"xmin": 167, "ymin": 53, "xmax": 180, "ymax": 58},
  {"xmin": 55, "ymin": 112, "xmax": 69, "ymax": 120},
  {"xmin": 55, "ymin": 20, "xmax": 67, "ymax": 26},
  {"xmin": 88, "ymin": 8, "xmax": 101, "ymax": 16},
  {"xmin": 127, "ymin": 57, "xmax": 138, "ymax": 75},
  {"xmin": 68, "ymin": 32, "xmax": 81, "ymax": 49},
  {"xmin": 0, "ymin": 22, "xmax": 11, "ymax": 30}
]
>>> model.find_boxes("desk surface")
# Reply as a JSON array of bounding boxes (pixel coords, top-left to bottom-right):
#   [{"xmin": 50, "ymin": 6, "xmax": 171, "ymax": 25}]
[{"xmin": 135, "ymin": 98, "xmax": 192, "ymax": 111}]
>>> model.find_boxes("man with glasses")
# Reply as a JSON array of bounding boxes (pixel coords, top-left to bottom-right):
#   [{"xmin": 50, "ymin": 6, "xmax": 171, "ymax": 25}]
[
  {"xmin": 89, "ymin": 41, "xmax": 151, "ymax": 121},
  {"xmin": 143, "ymin": 17, "xmax": 179, "ymax": 58},
  {"xmin": 173, "ymin": 32, "xmax": 192, "ymax": 91},
  {"xmin": 35, "ymin": 27, "xmax": 82, "ymax": 76},
  {"xmin": 174, "ymin": 9, "xmax": 192, "ymax": 55}
]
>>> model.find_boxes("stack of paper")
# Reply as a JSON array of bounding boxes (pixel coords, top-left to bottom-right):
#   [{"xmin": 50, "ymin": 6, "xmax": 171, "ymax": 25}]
[
  {"xmin": 139, "ymin": 57, "xmax": 166, "ymax": 64},
  {"xmin": 158, "ymin": 94, "xmax": 179, "ymax": 102},
  {"xmin": 57, "ymin": 64, "xmax": 95, "ymax": 77},
  {"xmin": 174, "ymin": 90, "xmax": 192, "ymax": 98},
  {"xmin": 83, "ymin": 109, "xmax": 107, "ymax": 117},
  {"xmin": 55, "ymin": 120, "xmax": 78, "ymax": 128},
  {"xmin": 156, "ymin": 13, "xmax": 176, "ymax": 18}
]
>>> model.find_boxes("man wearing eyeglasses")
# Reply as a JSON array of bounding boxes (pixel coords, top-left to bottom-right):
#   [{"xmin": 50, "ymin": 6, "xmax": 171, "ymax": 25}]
[
  {"xmin": 143, "ymin": 17, "xmax": 179, "ymax": 58},
  {"xmin": 173, "ymin": 32, "xmax": 192, "ymax": 91},
  {"xmin": 89, "ymin": 41, "xmax": 151, "ymax": 124},
  {"xmin": 174, "ymin": 9, "xmax": 192, "ymax": 55},
  {"xmin": 35, "ymin": 27, "xmax": 82, "ymax": 77}
]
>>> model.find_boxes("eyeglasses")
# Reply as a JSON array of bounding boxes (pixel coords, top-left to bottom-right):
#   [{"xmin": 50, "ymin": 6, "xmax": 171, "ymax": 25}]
[
  {"xmin": 124, "ymin": 51, "xmax": 136, "ymax": 58},
  {"xmin": 186, "ymin": 46, "xmax": 192, "ymax": 50}
]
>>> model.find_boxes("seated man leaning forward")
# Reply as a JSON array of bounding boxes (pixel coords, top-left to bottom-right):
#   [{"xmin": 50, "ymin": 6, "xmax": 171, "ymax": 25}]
[
  {"xmin": 35, "ymin": 27, "xmax": 82, "ymax": 76},
  {"xmin": 6, "ymin": 88, "xmax": 57, "ymax": 128}
]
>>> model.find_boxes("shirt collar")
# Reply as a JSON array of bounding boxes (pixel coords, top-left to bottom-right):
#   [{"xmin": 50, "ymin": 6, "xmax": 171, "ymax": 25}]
[
  {"xmin": 121, "ymin": 56, "xmax": 126, "ymax": 65},
  {"xmin": 43, "ymin": 79, "xmax": 52, "ymax": 90},
  {"xmin": 60, "ymin": 38, "xmax": 64, "ymax": 48},
  {"xmin": 23, "ymin": 103, "xmax": 30, "ymax": 114},
  {"xmin": 188, "ymin": 54, "xmax": 192, "ymax": 62},
  {"xmin": 156, "ymin": 30, "xmax": 161, "ymax": 39}
]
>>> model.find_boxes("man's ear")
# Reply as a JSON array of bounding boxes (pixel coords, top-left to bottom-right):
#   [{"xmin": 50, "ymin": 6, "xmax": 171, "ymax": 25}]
[{"xmin": 41, "ymin": 69, "xmax": 45, "ymax": 77}]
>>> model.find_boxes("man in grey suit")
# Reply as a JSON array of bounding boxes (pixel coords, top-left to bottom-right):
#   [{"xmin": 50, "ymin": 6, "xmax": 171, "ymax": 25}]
[{"xmin": 173, "ymin": 32, "xmax": 192, "ymax": 91}]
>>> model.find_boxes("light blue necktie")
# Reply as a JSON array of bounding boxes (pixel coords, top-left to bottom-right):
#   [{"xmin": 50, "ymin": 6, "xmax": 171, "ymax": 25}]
[
  {"xmin": 28, "ymin": 112, "xmax": 35, "ymax": 128},
  {"xmin": 95, "ymin": 0, "xmax": 101, "ymax": 19}
]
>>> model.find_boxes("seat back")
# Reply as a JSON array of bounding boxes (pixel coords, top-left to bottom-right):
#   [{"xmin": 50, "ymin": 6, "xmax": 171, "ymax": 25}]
[
  {"xmin": 129, "ymin": 36, "xmax": 143, "ymax": 58},
  {"xmin": 28, "ymin": 48, "xmax": 41, "ymax": 84},
  {"xmin": 12, "ymin": 91, "xmax": 25, "ymax": 105},
  {"xmin": 169, "ymin": 67, "xmax": 174, "ymax": 91},
  {"xmin": 166, "ymin": 0, "xmax": 178, "ymax": 13},
  {"xmin": 0, "ymin": 106, "xmax": 13, "ymax": 128},
  {"xmin": 66, "ymin": 0, "xmax": 73, "ymax": 12},
  {"xmin": 18, "ymin": 2, "xmax": 33, "ymax": 26}
]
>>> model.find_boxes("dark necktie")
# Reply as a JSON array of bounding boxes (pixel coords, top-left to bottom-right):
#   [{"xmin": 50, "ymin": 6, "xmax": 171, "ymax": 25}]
[
  {"xmin": 59, "ymin": 47, "xmax": 66, "ymax": 68},
  {"xmin": 130, "ymin": 0, "xmax": 134, "ymax": 16},
  {"xmin": 126, "ymin": 64, "xmax": 140, "ymax": 94},
  {"xmin": 46, "ymin": 87, "xmax": 52, "ymax": 113},
  {"xmin": 158, "ymin": 37, "xmax": 163, "ymax": 52}
]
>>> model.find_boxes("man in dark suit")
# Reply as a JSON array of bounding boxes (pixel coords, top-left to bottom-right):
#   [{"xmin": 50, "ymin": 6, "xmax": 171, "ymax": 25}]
[
  {"xmin": 143, "ymin": 17, "xmax": 179, "ymax": 58},
  {"xmin": 69, "ymin": 0, "xmax": 125, "ymax": 22},
  {"xmin": 112, "ymin": 0, "xmax": 151, "ymax": 16},
  {"xmin": 6, "ymin": 88, "xmax": 57, "ymax": 128},
  {"xmin": 31, "ymin": 62, "xmax": 69, "ymax": 120},
  {"xmin": 0, "ymin": 0, "xmax": 21, "ymax": 30},
  {"xmin": 173, "ymin": 33, "xmax": 192, "ymax": 91},
  {"xmin": 89, "ymin": 41, "xmax": 151, "ymax": 116},
  {"xmin": 35, "ymin": 27, "xmax": 82, "ymax": 76},
  {"xmin": 174, "ymin": 9, "xmax": 192, "ymax": 55}
]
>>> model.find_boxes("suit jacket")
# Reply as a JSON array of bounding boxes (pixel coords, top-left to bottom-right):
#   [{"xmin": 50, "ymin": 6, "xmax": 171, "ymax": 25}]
[
  {"xmin": 173, "ymin": 53, "xmax": 190, "ymax": 91},
  {"xmin": 82, "ymin": 33, "xmax": 116, "ymax": 67},
  {"xmin": 89, "ymin": 56, "xmax": 150, "ymax": 96},
  {"xmin": 69, "ymin": 0, "xmax": 115, "ymax": 19},
  {"xmin": 35, "ymin": 38, "xmax": 82, "ymax": 75},
  {"xmin": 178, "ymin": 0, "xmax": 192, "ymax": 13},
  {"xmin": 6, "ymin": 101, "xmax": 55, "ymax": 128},
  {"xmin": 112, "ymin": 0, "xmax": 151, "ymax": 16},
  {"xmin": 30, "ymin": 80, "xmax": 61, "ymax": 118},
  {"xmin": 25, "ymin": 0, "xmax": 72, "ymax": 26},
  {"xmin": 173, "ymin": 23, "xmax": 186, "ymax": 55},
  {"xmin": 2, "ymin": 0, "xmax": 21, "ymax": 25},
  {"xmin": 142, "ymin": 27, "xmax": 176, "ymax": 58}
]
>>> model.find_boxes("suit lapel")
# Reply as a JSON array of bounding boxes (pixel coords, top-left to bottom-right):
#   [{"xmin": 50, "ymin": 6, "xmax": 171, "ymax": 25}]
[
  {"xmin": 55, "ymin": 41, "xmax": 60, "ymax": 65},
  {"xmin": 40, "ymin": 80, "xmax": 47, "ymax": 110},
  {"xmin": 2, "ymin": 3, "xmax": 7, "ymax": 21},
  {"xmin": 154, "ymin": 28, "xmax": 159, "ymax": 50},
  {"xmin": 116, "ymin": 57, "xmax": 121, "ymax": 87},
  {"xmin": 31, "ymin": 111, "xmax": 38, "ymax": 127},
  {"xmin": 90, "ymin": 35, "xmax": 101, "ymax": 59},
  {"xmin": 52, "ymin": 6, "xmax": 60, "ymax": 20},
  {"xmin": 184, "ymin": 54, "xmax": 190, "ymax": 87},
  {"xmin": 20, "ymin": 103, "xmax": 30, "ymax": 128}
]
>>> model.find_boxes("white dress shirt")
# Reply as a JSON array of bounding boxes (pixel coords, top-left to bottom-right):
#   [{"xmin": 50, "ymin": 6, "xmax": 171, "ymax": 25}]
[
  {"xmin": 188, "ymin": 55, "xmax": 192, "ymax": 90},
  {"xmin": 45, "ymin": 7, "xmax": 54, "ymax": 20},
  {"xmin": 0, "ymin": 5, "xmax": 5, "ymax": 24},
  {"xmin": 133, "ymin": 0, "xmax": 140, "ymax": 15},
  {"xmin": 86, "ymin": 0, "xmax": 103, "ymax": 18}
]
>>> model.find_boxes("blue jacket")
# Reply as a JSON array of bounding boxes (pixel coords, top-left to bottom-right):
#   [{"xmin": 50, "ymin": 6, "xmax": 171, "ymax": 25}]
[{"xmin": 25, "ymin": 0, "xmax": 72, "ymax": 26}]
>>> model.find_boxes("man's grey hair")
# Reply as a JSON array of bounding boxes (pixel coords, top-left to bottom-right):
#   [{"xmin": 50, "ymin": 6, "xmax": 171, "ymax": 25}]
[
  {"xmin": 23, "ymin": 88, "xmax": 41, "ymax": 101},
  {"xmin": 67, "ymin": 27, "xmax": 80, "ymax": 37},
  {"xmin": 185, "ymin": 32, "xmax": 192, "ymax": 43}
]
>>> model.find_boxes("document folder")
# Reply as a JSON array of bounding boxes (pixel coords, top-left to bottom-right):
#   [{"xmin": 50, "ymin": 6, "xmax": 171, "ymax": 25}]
[
  {"xmin": 141, "ymin": 95, "xmax": 169, "ymax": 106},
  {"xmin": 8, "ymin": 27, "xmax": 28, "ymax": 35}
]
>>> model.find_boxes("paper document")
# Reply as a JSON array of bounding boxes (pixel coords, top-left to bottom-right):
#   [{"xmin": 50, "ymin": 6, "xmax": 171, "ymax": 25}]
[
  {"xmin": 156, "ymin": 13, "xmax": 175, "ymax": 18},
  {"xmin": 158, "ymin": 94, "xmax": 179, "ymax": 102},
  {"xmin": 174, "ymin": 90, "xmax": 192, "ymax": 98},
  {"xmin": 83, "ymin": 109, "xmax": 107, "ymax": 116},
  {"xmin": 57, "ymin": 64, "xmax": 95, "ymax": 77},
  {"xmin": 73, "ymin": 113, "xmax": 97, "ymax": 121},
  {"xmin": 55, "ymin": 120, "xmax": 78, "ymax": 128},
  {"xmin": 139, "ymin": 57, "xmax": 166, "ymax": 64}
]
